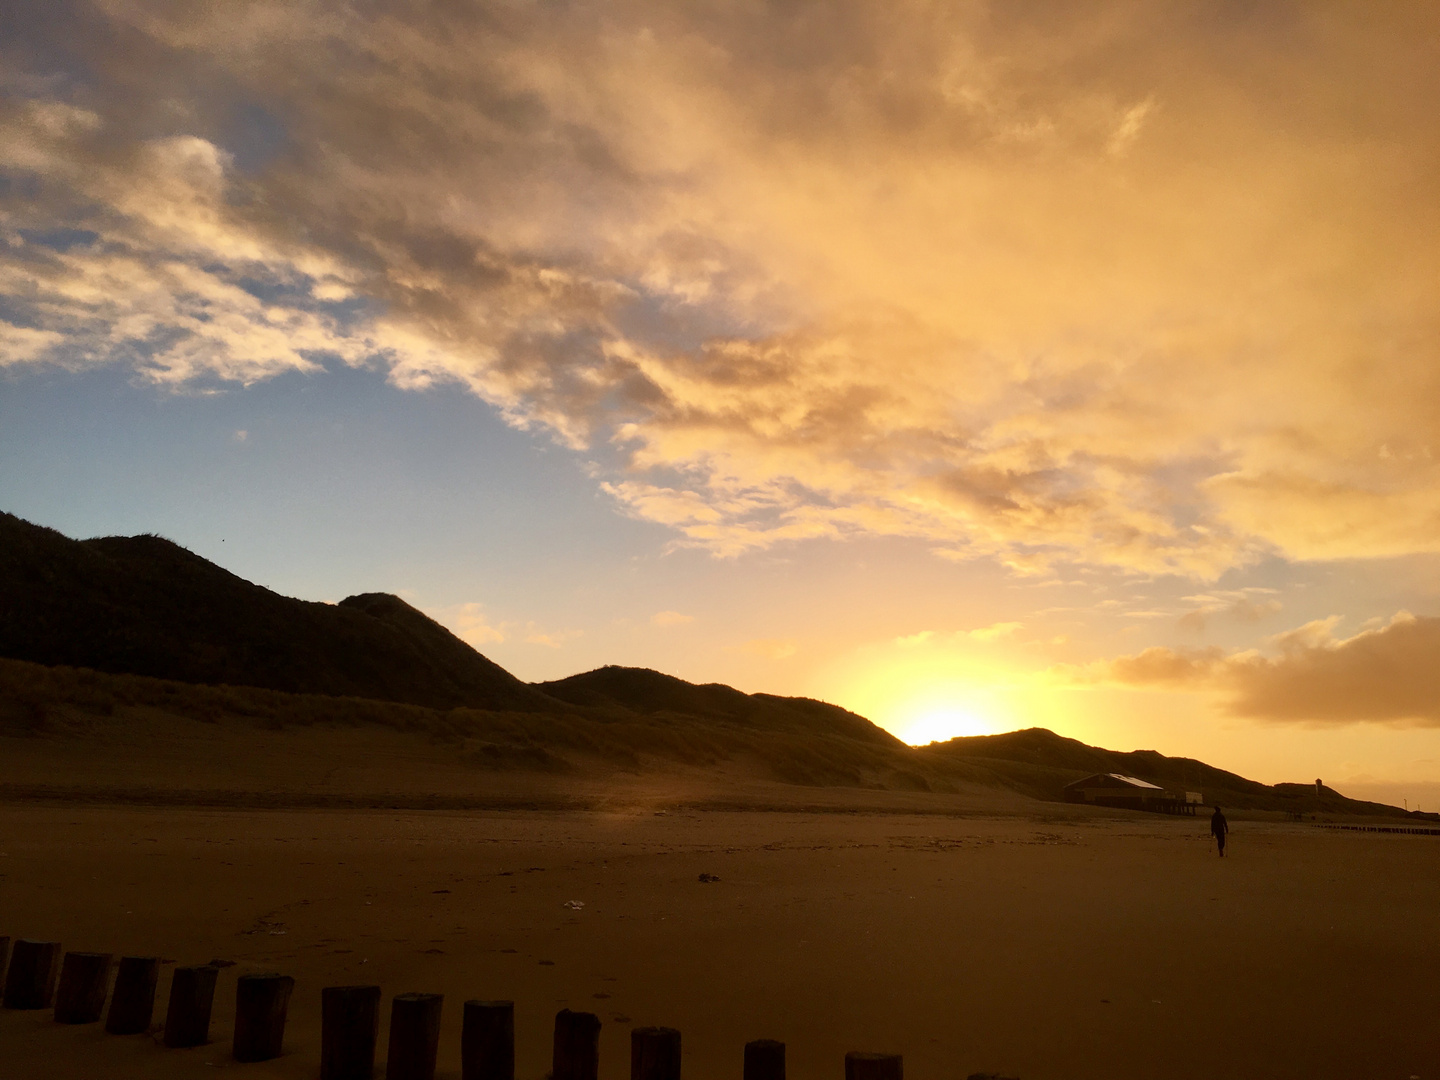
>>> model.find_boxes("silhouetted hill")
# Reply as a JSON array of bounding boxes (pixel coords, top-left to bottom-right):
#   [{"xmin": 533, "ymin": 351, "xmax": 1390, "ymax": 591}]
[
  {"xmin": 0, "ymin": 512, "xmax": 554, "ymax": 711},
  {"xmin": 538, "ymin": 666, "xmax": 902, "ymax": 747},
  {"xmin": 0, "ymin": 511, "xmax": 1422, "ymax": 818},
  {"xmin": 917, "ymin": 727, "xmax": 1415, "ymax": 816}
]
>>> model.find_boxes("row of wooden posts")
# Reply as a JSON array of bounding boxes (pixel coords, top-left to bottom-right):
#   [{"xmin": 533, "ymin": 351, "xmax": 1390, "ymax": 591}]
[{"xmin": 0, "ymin": 936, "xmax": 916, "ymax": 1080}]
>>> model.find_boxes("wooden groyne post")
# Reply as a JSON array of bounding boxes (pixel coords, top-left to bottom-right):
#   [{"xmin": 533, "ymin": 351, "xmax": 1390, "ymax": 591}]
[
  {"xmin": 106, "ymin": 956, "xmax": 160, "ymax": 1035},
  {"xmin": 553, "ymin": 1009, "xmax": 602, "ymax": 1080},
  {"xmin": 462, "ymin": 999, "xmax": 515, "ymax": 1080},
  {"xmin": 321, "ymin": 985, "xmax": 382, "ymax": 1080},
  {"xmin": 233, "ymin": 972, "xmax": 295, "ymax": 1062},
  {"xmin": 3, "ymin": 939, "xmax": 62, "ymax": 1009},
  {"xmin": 387, "ymin": 992, "xmax": 444, "ymax": 1080},
  {"xmin": 631, "ymin": 1026, "xmax": 681, "ymax": 1080},
  {"xmin": 163, "ymin": 964, "xmax": 219, "ymax": 1048},
  {"xmin": 54, "ymin": 951, "xmax": 113, "ymax": 1023},
  {"xmin": 744, "ymin": 1039, "xmax": 785, "ymax": 1080},
  {"xmin": 845, "ymin": 1052, "xmax": 903, "ymax": 1080}
]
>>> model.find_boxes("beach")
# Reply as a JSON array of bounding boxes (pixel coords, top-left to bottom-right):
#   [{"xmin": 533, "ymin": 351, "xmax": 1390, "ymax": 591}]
[{"xmin": 2, "ymin": 804, "xmax": 1436, "ymax": 1080}]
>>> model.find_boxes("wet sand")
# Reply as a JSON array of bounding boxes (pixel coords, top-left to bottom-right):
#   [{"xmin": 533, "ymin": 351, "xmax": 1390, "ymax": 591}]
[{"xmin": 2, "ymin": 805, "xmax": 1437, "ymax": 1080}]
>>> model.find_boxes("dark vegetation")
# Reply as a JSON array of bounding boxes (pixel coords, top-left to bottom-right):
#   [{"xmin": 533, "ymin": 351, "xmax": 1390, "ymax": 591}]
[{"xmin": 0, "ymin": 511, "xmax": 1419, "ymax": 817}]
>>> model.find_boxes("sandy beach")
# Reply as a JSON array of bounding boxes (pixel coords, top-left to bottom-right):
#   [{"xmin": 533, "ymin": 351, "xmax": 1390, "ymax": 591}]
[{"xmin": 3, "ymin": 804, "xmax": 1437, "ymax": 1080}]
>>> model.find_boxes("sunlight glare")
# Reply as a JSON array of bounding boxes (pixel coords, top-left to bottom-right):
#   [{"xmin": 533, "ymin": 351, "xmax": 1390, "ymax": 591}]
[{"xmin": 898, "ymin": 707, "xmax": 994, "ymax": 746}]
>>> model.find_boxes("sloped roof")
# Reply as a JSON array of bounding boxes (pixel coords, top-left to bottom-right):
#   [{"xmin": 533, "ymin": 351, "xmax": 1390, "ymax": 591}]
[{"xmin": 1064, "ymin": 772, "xmax": 1164, "ymax": 791}]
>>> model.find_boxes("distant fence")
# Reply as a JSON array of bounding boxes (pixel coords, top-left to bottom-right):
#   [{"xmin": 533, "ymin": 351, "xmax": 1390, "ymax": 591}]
[
  {"xmin": 0, "ymin": 933, "xmax": 1015, "ymax": 1080},
  {"xmin": 1318, "ymin": 824, "xmax": 1440, "ymax": 836}
]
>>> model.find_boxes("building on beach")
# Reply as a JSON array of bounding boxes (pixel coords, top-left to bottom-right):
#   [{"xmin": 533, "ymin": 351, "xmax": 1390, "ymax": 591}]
[{"xmin": 1063, "ymin": 773, "xmax": 1203, "ymax": 815}]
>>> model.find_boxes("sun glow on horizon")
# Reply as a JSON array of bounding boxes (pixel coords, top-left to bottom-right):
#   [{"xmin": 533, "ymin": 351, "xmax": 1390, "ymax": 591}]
[
  {"xmin": 817, "ymin": 641, "xmax": 1028, "ymax": 746},
  {"xmin": 897, "ymin": 707, "xmax": 997, "ymax": 747}
]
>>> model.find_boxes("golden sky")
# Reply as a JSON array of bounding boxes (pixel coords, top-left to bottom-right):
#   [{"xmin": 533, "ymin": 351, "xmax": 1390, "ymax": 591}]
[{"xmin": 3, "ymin": 2, "xmax": 1440, "ymax": 805}]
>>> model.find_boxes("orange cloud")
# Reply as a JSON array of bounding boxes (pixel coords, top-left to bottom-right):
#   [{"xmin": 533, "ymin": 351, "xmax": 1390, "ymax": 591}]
[
  {"xmin": 4, "ymin": 4, "xmax": 1439, "ymax": 575},
  {"xmin": 1086, "ymin": 613, "xmax": 1440, "ymax": 724}
]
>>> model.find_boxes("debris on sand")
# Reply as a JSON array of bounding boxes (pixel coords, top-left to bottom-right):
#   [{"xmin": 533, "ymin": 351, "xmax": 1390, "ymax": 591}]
[{"xmin": 698, "ymin": 872, "xmax": 720, "ymax": 883}]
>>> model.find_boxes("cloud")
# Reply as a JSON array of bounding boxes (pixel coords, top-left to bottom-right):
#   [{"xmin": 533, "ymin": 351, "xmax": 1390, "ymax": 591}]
[
  {"xmin": 894, "ymin": 630, "xmax": 935, "ymax": 648},
  {"xmin": 440, "ymin": 602, "xmax": 506, "ymax": 648},
  {"xmin": 651, "ymin": 610, "xmax": 695, "ymax": 627},
  {"xmin": 895, "ymin": 623, "xmax": 1020, "ymax": 648},
  {"xmin": 1082, "ymin": 612, "xmax": 1440, "ymax": 724},
  {"xmin": 739, "ymin": 638, "xmax": 798, "ymax": 661},
  {"xmin": 1082, "ymin": 645, "xmax": 1225, "ymax": 688},
  {"xmin": 968, "ymin": 621, "xmax": 1023, "ymax": 641},
  {"xmin": 4, "ymin": 4, "xmax": 1440, "ymax": 574},
  {"xmin": 523, "ymin": 629, "xmax": 583, "ymax": 649},
  {"xmin": 1177, "ymin": 589, "xmax": 1283, "ymax": 632}
]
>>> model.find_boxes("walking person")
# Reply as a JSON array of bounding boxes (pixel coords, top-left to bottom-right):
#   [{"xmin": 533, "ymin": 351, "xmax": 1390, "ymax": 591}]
[{"xmin": 1211, "ymin": 805, "xmax": 1229, "ymax": 857}]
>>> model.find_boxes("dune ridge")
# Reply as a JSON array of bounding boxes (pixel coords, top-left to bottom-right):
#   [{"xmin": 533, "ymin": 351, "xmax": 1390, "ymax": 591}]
[{"xmin": 0, "ymin": 510, "xmax": 1424, "ymax": 819}]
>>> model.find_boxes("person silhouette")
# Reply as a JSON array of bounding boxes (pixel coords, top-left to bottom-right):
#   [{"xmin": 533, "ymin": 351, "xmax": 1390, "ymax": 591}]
[{"xmin": 1211, "ymin": 805, "xmax": 1229, "ymax": 857}]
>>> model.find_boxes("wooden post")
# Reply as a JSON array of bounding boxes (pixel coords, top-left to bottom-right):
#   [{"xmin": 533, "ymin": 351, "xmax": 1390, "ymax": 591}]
[
  {"xmin": 0, "ymin": 936, "xmax": 9, "ymax": 988},
  {"xmin": 631, "ymin": 1026, "xmax": 681, "ymax": 1080},
  {"xmin": 462, "ymin": 999, "xmax": 514, "ymax": 1080},
  {"xmin": 552, "ymin": 1009, "xmax": 602, "ymax": 1080},
  {"xmin": 54, "ymin": 951, "xmax": 113, "ymax": 1023},
  {"xmin": 233, "ymin": 972, "xmax": 295, "ymax": 1062},
  {"xmin": 163, "ymin": 965, "xmax": 219, "ymax": 1048},
  {"xmin": 106, "ymin": 956, "xmax": 161, "ymax": 1035},
  {"xmin": 321, "ymin": 985, "xmax": 382, "ymax": 1080},
  {"xmin": 744, "ymin": 1040, "xmax": 785, "ymax": 1080},
  {"xmin": 386, "ymin": 992, "xmax": 444, "ymax": 1080},
  {"xmin": 844, "ymin": 1053, "xmax": 902, "ymax": 1080},
  {"xmin": 3, "ymin": 939, "xmax": 62, "ymax": 1009}
]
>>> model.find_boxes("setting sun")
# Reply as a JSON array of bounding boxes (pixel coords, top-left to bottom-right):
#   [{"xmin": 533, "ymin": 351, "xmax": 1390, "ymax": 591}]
[{"xmin": 894, "ymin": 707, "xmax": 995, "ymax": 747}]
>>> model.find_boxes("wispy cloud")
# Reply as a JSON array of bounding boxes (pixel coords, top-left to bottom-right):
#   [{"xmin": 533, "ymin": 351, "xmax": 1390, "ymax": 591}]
[
  {"xmin": 968, "ymin": 622, "xmax": 1023, "ymax": 642},
  {"xmin": 524, "ymin": 629, "xmax": 584, "ymax": 649},
  {"xmin": 4, "ymin": 4, "xmax": 1439, "ymax": 575},
  {"xmin": 739, "ymin": 638, "xmax": 798, "ymax": 661},
  {"xmin": 439, "ymin": 602, "xmax": 506, "ymax": 648},
  {"xmin": 1177, "ymin": 589, "xmax": 1283, "ymax": 632}
]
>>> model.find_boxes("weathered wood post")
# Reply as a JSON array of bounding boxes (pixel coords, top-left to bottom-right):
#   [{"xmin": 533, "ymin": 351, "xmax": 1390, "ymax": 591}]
[
  {"xmin": 631, "ymin": 1026, "xmax": 681, "ymax": 1080},
  {"xmin": 553, "ymin": 1009, "xmax": 602, "ymax": 1080},
  {"xmin": 233, "ymin": 972, "xmax": 295, "ymax": 1062},
  {"xmin": 106, "ymin": 956, "xmax": 161, "ymax": 1034},
  {"xmin": 844, "ymin": 1052, "xmax": 902, "ymax": 1080},
  {"xmin": 0, "ymin": 936, "xmax": 9, "ymax": 986},
  {"xmin": 163, "ymin": 964, "xmax": 219, "ymax": 1048},
  {"xmin": 3, "ymin": 939, "xmax": 63, "ymax": 1009},
  {"xmin": 386, "ymin": 992, "xmax": 444, "ymax": 1080},
  {"xmin": 54, "ymin": 951, "xmax": 113, "ymax": 1023},
  {"xmin": 744, "ymin": 1039, "xmax": 785, "ymax": 1080},
  {"xmin": 321, "ymin": 985, "xmax": 382, "ymax": 1080},
  {"xmin": 462, "ymin": 999, "xmax": 515, "ymax": 1080}
]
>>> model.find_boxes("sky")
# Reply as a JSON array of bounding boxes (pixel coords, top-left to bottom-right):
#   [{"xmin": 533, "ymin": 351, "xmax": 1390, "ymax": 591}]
[{"xmin": 3, "ymin": 1, "xmax": 1440, "ymax": 807}]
